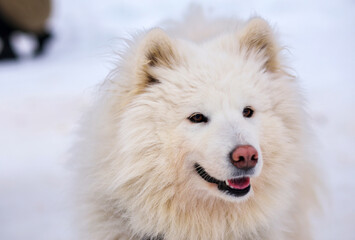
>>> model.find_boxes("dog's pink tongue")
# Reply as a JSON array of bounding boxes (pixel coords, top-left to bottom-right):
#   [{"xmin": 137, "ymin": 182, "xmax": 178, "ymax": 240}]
[{"xmin": 227, "ymin": 177, "xmax": 250, "ymax": 189}]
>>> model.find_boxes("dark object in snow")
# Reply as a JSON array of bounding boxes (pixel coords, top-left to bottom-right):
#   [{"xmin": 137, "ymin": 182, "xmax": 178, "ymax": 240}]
[{"xmin": 0, "ymin": 0, "xmax": 52, "ymax": 60}]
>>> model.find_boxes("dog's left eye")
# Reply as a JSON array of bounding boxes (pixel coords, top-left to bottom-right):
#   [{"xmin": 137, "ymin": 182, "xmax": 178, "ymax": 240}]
[
  {"xmin": 188, "ymin": 113, "xmax": 208, "ymax": 123},
  {"xmin": 243, "ymin": 107, "xmax": 254, "ymax": 118}
]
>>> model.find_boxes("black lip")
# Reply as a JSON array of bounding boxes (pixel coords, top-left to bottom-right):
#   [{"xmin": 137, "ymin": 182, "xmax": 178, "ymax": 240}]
[{"xmin": 194, "ymin": 163, "xmax": 251, "ymax": 197}]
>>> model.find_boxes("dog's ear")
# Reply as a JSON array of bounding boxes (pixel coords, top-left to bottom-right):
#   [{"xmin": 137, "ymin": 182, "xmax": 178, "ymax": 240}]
[
  {"xmin": 135, "ymin": 28, "xmax": 179, "ymax": 87},
  {"xmin": 238, "ymin": 18, "xmax": 280, "ymax": 72}
]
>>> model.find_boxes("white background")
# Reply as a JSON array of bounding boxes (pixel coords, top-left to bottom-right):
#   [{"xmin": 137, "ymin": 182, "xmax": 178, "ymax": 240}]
[{"xmin": 0, "ymin": 0, "xmax": 354, "ymax": 239}]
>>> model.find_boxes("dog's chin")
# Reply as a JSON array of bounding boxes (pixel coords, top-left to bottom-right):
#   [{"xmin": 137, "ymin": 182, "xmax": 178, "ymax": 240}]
[{"xmin": 194, "ymin": 163, "xmax": 253, "ymax": 202}]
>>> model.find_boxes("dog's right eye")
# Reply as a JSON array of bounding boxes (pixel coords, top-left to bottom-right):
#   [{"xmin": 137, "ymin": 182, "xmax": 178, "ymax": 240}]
[{"xmin": 188, "ymin": 113, "xmax": 208, "ymax": 123}]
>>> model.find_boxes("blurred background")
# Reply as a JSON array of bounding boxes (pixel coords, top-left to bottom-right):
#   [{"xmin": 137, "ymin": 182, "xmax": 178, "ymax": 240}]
[{"xmin": 0, "ymin": 0, "xmax": 354, "ymax": 239}]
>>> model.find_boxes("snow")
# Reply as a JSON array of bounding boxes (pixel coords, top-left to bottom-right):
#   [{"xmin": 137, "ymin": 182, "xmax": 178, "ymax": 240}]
[{"xmin": 0, "ymin": 0, "xmax": 354, "ymax": 239}]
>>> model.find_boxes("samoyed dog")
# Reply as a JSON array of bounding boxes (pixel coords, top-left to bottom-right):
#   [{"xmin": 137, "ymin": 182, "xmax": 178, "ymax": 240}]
[{"xmin": 74, "ymin": 11, "xmax": 319, "ymax": 240}]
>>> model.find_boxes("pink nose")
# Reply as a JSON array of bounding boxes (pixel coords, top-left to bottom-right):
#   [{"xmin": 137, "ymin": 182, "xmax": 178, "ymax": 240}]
[{"xmin": 230, "ymin": 145, "xmax": 258, "ymax": 170}]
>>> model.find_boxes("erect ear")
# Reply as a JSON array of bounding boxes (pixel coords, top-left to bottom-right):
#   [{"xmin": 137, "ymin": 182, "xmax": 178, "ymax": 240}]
[
  {"xmin": 135, "ymin": 28, "xmax": 179, "ymax": 87},
  {"xmin": 238, "ymin": 18, "xmax": 280, "ymax": 72}
]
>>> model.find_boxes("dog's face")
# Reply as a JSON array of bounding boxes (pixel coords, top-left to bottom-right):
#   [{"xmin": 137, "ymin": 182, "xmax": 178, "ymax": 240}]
[
  {"xmin": 148, "ymin": 52, "xmax": 273, "ymax": 202},
  {"xmin": 174, "ymin": 64, "xmax": 268, "ymax": 202},
  {"xmin": 120, "ymin": 19, "xmax": 294, "ymax": 203}
]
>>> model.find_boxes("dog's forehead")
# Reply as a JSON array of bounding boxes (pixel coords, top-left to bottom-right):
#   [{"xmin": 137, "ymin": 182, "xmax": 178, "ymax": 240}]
[
  {"xmin": 176, "ymin": 52, "xmax": 264, "ymax": 96},
  {"xmin": 156, "ymin": 70, "xmax": 266, "ymax": 114},
  {"xmin": 152, "ymin": 44, "xmax": 271, "ymax": 111},
  {"xmin": 184, "ymin": 46, "xmax": 262, "ymax": 85}
]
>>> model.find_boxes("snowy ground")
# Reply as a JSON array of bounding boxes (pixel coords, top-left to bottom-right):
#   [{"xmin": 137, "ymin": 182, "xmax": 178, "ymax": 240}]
[{"xmin": 0, "ymin": 0, "xmax": 354, "ymax": 239}]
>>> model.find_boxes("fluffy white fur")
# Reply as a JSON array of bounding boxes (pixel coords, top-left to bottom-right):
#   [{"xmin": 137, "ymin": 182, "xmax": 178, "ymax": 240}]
[{"xmin": 73, "ymin": 11, "xmax": 318, "ymax": 240}]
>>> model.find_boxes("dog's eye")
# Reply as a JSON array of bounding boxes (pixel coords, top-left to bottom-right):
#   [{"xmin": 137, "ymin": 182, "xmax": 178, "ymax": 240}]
[
  {"xmin": 188, "ymin": 113, "xmax": 208, "ymax": 123},
  {"xmin": 243, "ymin": 107, "xmax": 254, "ymax": 118}
]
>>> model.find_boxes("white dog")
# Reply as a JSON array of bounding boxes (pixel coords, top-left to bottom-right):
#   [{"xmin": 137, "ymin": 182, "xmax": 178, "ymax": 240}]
[{"xmin": 73, "ymin": 11, "xmax": 319, "ymax": 240}]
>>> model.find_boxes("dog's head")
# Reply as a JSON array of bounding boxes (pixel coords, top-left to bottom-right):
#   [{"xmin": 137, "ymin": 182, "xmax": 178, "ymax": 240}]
[{"xmin": 116, "ymin": 18, "xmax": 302, "ymax": 203}]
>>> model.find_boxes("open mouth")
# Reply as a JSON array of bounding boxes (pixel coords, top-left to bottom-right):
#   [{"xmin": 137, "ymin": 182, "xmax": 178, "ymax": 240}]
[{"xmin": 194, "ymin": 163, "xmax": 251, "ymax": 197}]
